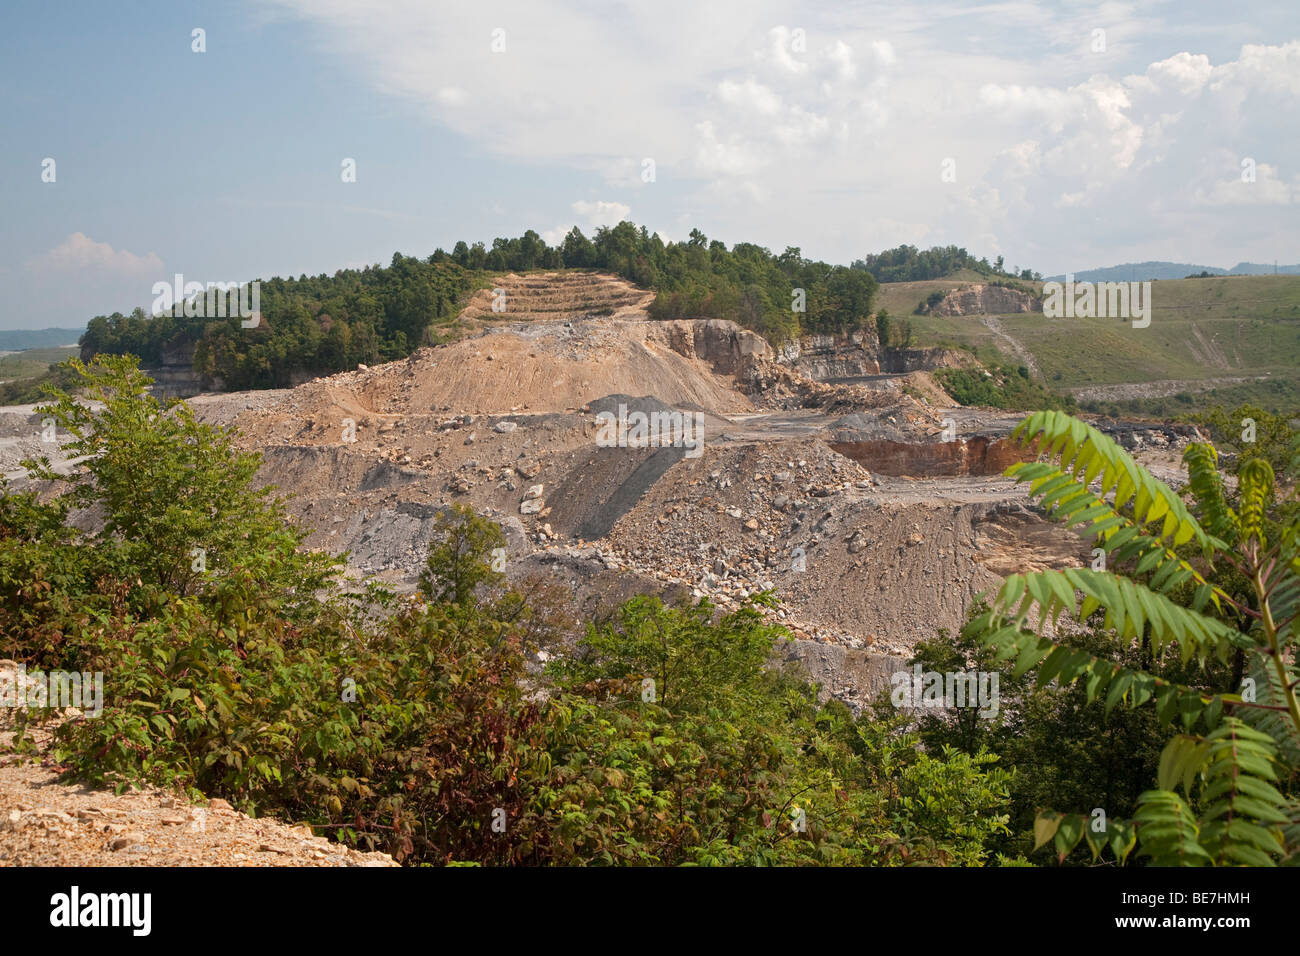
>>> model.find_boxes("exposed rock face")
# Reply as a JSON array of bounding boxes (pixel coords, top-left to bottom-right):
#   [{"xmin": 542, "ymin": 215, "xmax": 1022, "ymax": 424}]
[
  {"xmin": 136, "ymin": 340, "xmax": 215, "ymax": 399},
  {"xmin": 82, "ymin": 338, "xmax": 211, "ymax": 399},
  {"xmin": 878, "ymin": 347, "xmax": 973, "ymax": 373},
  {"xmin": 781, "ymin": 641, "xmax": 904, "ymax": 710},
  {"xmin": 775, "ymin": 330, "xmax": 881, "ymax": 381},
  {"xmin": 924, "ymin": 284, "xmax": 1041, "ymax": 316},
  {"xmin": 142, "ymin": 365, "xmax": 207, "ymax": 398},
  {"xmin": 658, "ymin": 319, "xmax": 772, "ymax": 378},
  {"xmin": 78, "ymin": 335, "xmax": 206, "ymax": 395},
  {"xmin": 828, "ymin": 436, "xmax": 1033, "ymax": 477}
]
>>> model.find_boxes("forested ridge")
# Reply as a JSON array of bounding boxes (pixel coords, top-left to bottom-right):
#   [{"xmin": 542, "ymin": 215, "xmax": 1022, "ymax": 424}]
[
  {"xmin": 854, "ymin": 244, "xmax": 1042, "ymax": 283},
  {"xmin": 77, "ymin": 224, "xmax": 1031, "ymax": 391}
]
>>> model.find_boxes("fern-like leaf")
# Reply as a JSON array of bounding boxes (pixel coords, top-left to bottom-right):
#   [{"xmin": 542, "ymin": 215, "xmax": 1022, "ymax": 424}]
[
  {"xmin": 1134, "ymin": 789, "xmax": 1211, "ymax": 866},
  {"xmin": 1237, "ymin": 652, "xmax": 1300, "ymax": 772},
  {"xmin": 1196, "ymin": 719, "xmax": 1288, "ymax": 866},
  {"xmin": 986, "ymin": 569, "xmax": 1254, "ymax": 667},
  {"xmin": 972, "ymin": 616, "xmax": 1236, "ymax": 730},
  {"xmin": 1182, "ymin": 442, "xmax": 1240, "ymax": 544},
  {"xmin": 1239, "ymin": 458, "xmax": 1275, "ymax": 547},
  {"xmin": 1011, "ymin": 411, "xmax": 1210, "ymax": 552}
]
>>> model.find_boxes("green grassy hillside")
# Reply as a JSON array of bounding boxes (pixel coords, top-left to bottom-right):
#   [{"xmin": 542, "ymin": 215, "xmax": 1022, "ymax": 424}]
[
  {"xmin": 894, "ymin": 273, "xmax": 1300, "ymax": 414},
  {"xmin": 873, "ymin": 270, "xmax": 991, "ymax": 318},
  {"xmin": 0, "ymin": 346, "xmax": 79, "ymax": 382},
  {"xmin": 0, "ymin": 346, "xmax": 81, "ymax": 404}
]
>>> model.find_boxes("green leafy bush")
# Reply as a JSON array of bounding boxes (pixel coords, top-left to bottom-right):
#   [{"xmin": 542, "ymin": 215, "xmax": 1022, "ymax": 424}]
[
  {"xmin": 935, "ymin": 363, "xmax": 1075, "ymax": 412},
  {"xmin": 973, "ymin": 410, "xmax": 1300, "ymax": 865},
  {"xmin": 4, "ymin": 357, "xmax": 1022, "ymax": 866}
]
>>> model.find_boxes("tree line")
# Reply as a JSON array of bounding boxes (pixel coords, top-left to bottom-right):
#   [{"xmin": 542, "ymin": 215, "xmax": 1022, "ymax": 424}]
[
  {"xmin": 78, "ymin": 223, "xmax": 1036, "ymax": 391},
  {"xmin": 80, "ymin": 256, "xmax": 477, "ymax": 391},
  {"xmin": 855, "ymin": 244, "xmax": 1041, "ymax": 283}
]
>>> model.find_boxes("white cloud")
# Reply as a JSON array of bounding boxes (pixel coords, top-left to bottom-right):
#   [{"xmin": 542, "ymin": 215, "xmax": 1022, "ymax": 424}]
[
  {"xmin": 27, "ymin": 232, "xmax": 162, "ymax": 276},
  {"xmin": 256, "ymin": 0, "xmax": 1300, "ymax": 271},
  {"xmin": 692, "ymin": 120, "xmax": 764, "ymax": 178},
  {"xmin": 1195, "ymin": 162, "xmax": 1295, "ymax": 205},
  {"xmin": 718, "ymin": 78, "xmax": 783, "ymax": 116},
  {"xmin": 572, "ymin": 200, "xmax": 631, "ymax": 227},
  {"xmin": 765, "ymin": 26, "xmax": 809, "ymax": 75},
  {"xmin": 1214, "ymin": 41, "xmax": 1300, "ymax": 97},
  {"xmin": 541, "ymin": 200, "xmax": 632, "ymax": 244},
  {"xmin": 1147, "ymin": 52, "xmax": 1213, "ymax": 94},
  {"xmin": 19, "ymin": 234, "xmax": 166, "ymax": 326},
  {"xmin": 826, "ymin": 40, "xmax": 856, "ymax": 81}
]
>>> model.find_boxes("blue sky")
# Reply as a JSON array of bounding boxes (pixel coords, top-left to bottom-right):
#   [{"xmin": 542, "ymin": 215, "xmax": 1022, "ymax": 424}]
[{"xmin": 2, "ymin": 0, "xmax": 1298, "ymax": 330}]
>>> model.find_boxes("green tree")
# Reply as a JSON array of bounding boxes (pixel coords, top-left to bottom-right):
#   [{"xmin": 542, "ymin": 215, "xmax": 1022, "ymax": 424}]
[
  {"xmin": 1193, "ymin": 403, "xmax": 1298, "ymax": 489},
  {"xmin": 875, "ymin": 310, "xmax": 892, "ymax": 348},
  {"xmin": 973, "ymin": 410, "xmax": 1300, "ymax": 865},
  {"xmin": 560, "ymin": 227, "xmax": 596, "ymax": 268},
  {"xmin": 418, "ymin": 503, "xmax": 506, "ymax": 607},
  {"xmin": 25, "ymin": 355, "xmax": 337, "ymax": 617},
  {"xmin": 905, "ymin": 608, "xmax": 1224, "ymax": 861},
  {"xmin": 543, "ymin": 595, "xmax": 1015, "ymax": 866}
]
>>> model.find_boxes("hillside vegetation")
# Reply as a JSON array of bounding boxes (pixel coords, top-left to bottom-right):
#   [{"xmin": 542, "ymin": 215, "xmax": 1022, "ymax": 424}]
[
  {"xmin": 897, "ymin": 273, "xmax": 1300, "ymax": 415},
  {"xmin": 0, "ymin": 348, "xmax": 82, "ymax": 405},
  {"xmin": 7, "ymin": 356, "xmax": 1297, "ymax": 866},
  {"xmin": 854, "ymin": 244, "xmax": 1040, "ymax": 283},
  {"xmin": 2, "ymin": 356, "xmax": 1020, "ymax": 866},
  {"xmin": 75, "ymin": 223, "xmax": 884, "ymax": 392},
  {"xmin": 0, "ymin": 347, "xmax": 79, "ymax": 384}
]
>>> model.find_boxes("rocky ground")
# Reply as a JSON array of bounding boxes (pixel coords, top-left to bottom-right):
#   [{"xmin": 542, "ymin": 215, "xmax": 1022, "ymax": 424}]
[
  {"xmin": 0, "ymin": 664, "xmax": 397, "ymax": 867},
  {"xmin": 1067, "ymin": 375, "xmax": 1272, "ymax": 403},
  {"xmin": 0, "ymin": 274, "xmax": 1206, "ymax": 715},
  {"xmin": 0, "ymin": 274, "xmax": 1217, "ymax": 863}
]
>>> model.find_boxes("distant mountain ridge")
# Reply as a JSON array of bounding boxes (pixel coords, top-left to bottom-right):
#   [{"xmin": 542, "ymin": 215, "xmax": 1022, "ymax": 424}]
[
  {"xmin": 1047, "ymin": 261, "xmax": 1300, "ymax": 282},
  {"xmin": 0, "ymin": 327, "xmax": 84, "ymax": 351}
]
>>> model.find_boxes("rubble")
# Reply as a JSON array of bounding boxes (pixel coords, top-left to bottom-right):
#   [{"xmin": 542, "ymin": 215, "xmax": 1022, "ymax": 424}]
[{"xmin": 0, "ymin": 273, "xmax": 1201, "ymax": 713}]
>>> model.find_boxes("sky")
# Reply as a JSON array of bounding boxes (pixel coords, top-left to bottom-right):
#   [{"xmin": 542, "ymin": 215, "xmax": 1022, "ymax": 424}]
[{"xmin": 1, "ymin": 0, "xmax": 1297, "ymax": 330}]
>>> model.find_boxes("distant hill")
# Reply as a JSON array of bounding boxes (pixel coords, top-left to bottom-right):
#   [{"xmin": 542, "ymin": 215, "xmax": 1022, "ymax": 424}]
[
  {"xmin": 1047, "ymin": 262, "xmax": 1300, "ymax": 282},
  {"xmin": 903, "ymin": 273, "xmax": 1300, "ymax": 415},
  {"xmin": 1226, "ymin": 262, "xmax": 1300, "ymax": 276},
  {"xmin": 0, "ymin": 327, "xmax": 84, "ymax": 351}
]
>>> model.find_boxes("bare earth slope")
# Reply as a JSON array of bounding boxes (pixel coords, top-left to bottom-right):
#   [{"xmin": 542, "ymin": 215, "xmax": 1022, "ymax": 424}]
[
  {"xmin": 0, "ymin": 666, "xmax": 397, "ymax": 867},
  {"xmin": 0, "ymin": 273, "xmax": 1201, "ymax": 718},
  {"xmin": 193, "ymin": 303, "xmax": 1106, "ymax": 709}
]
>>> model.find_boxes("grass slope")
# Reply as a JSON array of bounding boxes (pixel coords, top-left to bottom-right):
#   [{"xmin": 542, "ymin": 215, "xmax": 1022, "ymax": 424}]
[
  {"xmin": 891, "ymin": 273, "xmax": 1300, "ymax": 414},
  {"xmin": 0, "ymin": 347, "xmax": 80, "ymax": 381}
]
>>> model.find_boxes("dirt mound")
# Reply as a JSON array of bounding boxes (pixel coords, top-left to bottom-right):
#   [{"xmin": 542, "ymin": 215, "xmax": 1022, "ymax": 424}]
[
  {"xmin": 587, "ymin": 393, "xmax": 681, "ymax": 417},
  {"xmin": 576, "ymin": 435, "xmax": 1089, "ymax": 704},
  {"xmin": 232, "ymin": 319, "xmax": 758, "ymax": 433},
  {"xmin": 898, "ymin": 370, "xmax": 955, "ymax": 406},
  {"xmin": 0, "ymin": 405, "xmax": 49, "ymax": 479},
  {"xmin": 0, "ymin": 757, "xmax": 398, "ymax": 867}
]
